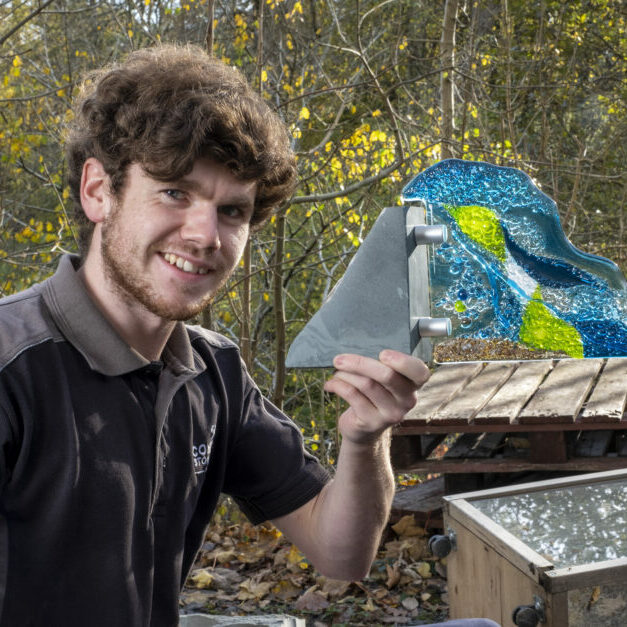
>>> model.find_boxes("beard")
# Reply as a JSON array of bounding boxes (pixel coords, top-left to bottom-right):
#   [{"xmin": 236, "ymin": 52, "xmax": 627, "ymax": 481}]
[{"xmin": 100, "ymin": 209, "xmax": 224, "ymax": 322}]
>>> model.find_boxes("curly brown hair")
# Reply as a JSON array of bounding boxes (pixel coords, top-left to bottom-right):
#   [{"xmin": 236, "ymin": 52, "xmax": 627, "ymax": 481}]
[{"xmin": 66, "ymin": 44, "xmax": 297, "ymax": 256}]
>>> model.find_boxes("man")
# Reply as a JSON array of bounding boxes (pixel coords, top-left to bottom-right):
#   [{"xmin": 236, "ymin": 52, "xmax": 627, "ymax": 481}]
[{"xmin": 0, "ymin": 44, "xmax": 497, "ymax": 627}]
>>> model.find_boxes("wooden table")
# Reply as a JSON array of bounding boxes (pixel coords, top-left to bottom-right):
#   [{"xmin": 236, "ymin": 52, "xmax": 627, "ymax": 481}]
[{"xmin": 392, "ymin": 358, "xmax": 627, "ymax": 475}]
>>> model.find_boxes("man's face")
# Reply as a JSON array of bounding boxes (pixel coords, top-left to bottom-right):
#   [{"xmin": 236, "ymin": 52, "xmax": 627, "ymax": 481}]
[{"xmin": 98, "ymin": 157, "xmax": 256, "ymax": 321}]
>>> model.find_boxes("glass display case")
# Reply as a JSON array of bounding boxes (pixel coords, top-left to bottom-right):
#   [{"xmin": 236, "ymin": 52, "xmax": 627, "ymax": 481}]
[{"xmin": 442, "ymin": 469, "xmax": 627, "ymax": 626}]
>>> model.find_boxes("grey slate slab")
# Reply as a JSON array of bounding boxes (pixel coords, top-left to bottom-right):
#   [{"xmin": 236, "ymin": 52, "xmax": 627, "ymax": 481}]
[{"xmin": 285, "ymin": 205, "xmax": 412, "ymax": 368}]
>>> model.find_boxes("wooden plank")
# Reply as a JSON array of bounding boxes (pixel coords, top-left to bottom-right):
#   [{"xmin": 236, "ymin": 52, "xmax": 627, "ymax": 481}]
[
  {"xmin": 444, "ymin": 515, "xmax": 550, "ymax": 625},
  {"xmin": 475, "ymin": 360, "xmax": 553, "ymax": 424},
  {"xmin": 404, "ymin": 361, "xmax": 483, "ymax": 422},
  {"xmin": 445, "ymin": 468, "xmax": 627, "ymax": 502},
  {"xmin": 444, "ymin": 517, "xmax": 503, "ymax": 623},
  {"xmin": 396, "ymin": 420, "xmax": 627, "ymax": 435},
  {"xmin": 391, "ymin": 476, "xmax": 445, "ymax": 515},
  {"xmin": 567, "ymin": 581, "xmax": 627, "ymax": 624},
  {"xmin": 574, "ymin": 430, "xmax": 614, "ymax": 457},
  {"xmin": 542, "ymin": 557, "xmax": 627, "ymax": 594},
  {"xmin": 551, "ymin": 591, "xmax": 570, "ymax": 627},
  {"xmin": 581, "ymin": 358, "xmax": 627, "ymax": 422},
  {"xmin": 395, "ymin": 456, "xmax": 627, "ymax": 475},
  {"xmin": 528, "ymin": 431, "xmax": 568, "ymax": 463},
  {"xmin": 444, "ymin": 433, "xmax": 482, "ymax": 459},
  {"xmin": 518, "ymin": 359, "xmax": 604, "ymax": 424},
  {"xmin": 428, "ymin": 361, "xmax": 515, "ymax": 425},
  {"xmin": 466, "ymin": 431, "xmax": 507, "ymax": 458}
]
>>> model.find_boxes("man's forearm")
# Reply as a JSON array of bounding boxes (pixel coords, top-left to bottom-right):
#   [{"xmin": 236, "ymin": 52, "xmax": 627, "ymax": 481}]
[
  {"xmin": 275, "ymin": 431, "xmax": 395, "ymax": 581},
  {"xmin": 274, "ymin": 351, "xmax": 429, "ymax": 581},
  {"xmin": 313, "ymin": 431, "xmax": 395, "ymax": 578}
]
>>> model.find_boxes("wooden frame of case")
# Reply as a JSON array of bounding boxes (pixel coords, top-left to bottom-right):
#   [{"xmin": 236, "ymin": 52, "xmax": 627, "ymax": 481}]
[{"xmin": 443, "ymin": 468, "xmax": 627, "ymax": 626}]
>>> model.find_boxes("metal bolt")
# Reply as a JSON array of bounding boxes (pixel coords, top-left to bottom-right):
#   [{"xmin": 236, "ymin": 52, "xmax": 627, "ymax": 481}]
[
  {"xmin": 412, "ymin": 224, "xmax": 448, "ymax": 246},
  {"xmin": 417, "ymin": 317, "xmax": 452, "ymax": 337},
  {"xmin": 428, "ymin": 528, "xmax": 457, "ymax": 558}
]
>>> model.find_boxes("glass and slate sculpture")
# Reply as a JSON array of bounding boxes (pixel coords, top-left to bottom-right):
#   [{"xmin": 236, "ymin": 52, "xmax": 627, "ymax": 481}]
[{"xmin": 286, "ymin": 159, "xmax": 627, "ymax": 367}]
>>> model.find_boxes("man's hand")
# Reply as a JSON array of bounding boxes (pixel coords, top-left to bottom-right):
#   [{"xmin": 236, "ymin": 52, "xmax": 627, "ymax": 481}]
[{"xmin": 323, "ymin": 350, "xmax": 430, "ymax": 445}]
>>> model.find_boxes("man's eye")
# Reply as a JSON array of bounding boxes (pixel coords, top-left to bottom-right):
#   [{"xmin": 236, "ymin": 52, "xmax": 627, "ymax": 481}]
[
  {"xmin": 163, "ymin": 189, "xmax": 185, "ymax": 201},
  {"xmin": 219, "ymin": 205, "xmax": 244, "ymax": 219}
]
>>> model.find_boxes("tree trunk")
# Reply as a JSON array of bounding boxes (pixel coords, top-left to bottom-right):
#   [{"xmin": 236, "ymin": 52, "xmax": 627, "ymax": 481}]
[
  {"xmin": 205, "ymin": 0, "xmax": 215, "ymax": 55},
  {"xmin": 440, "ymin": 0, "xmax": 458, "ymax": 159},
  {"xmin": 240, "ymin": 242, "xmax": 253, "ymax": 370},
  {"xmin": 272, "ymin": 212, "xmax": 287, "ymax": 410},
  {"xmin": 500, "ymin": 0, "xmax": 518, "ymax": 165},
  {"xmin": 201, "ymin": 0, "xmax": 217, "ymax": 332}
]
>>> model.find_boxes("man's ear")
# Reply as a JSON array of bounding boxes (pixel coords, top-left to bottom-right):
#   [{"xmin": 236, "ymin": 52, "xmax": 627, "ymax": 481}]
[{"xmin": 80, "ymin": 158, "xmax": 112, "ymax": 223}]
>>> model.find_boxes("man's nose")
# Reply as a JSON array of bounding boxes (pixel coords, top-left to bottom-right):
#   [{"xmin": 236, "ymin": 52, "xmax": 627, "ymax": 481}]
[{"xmin": 179, "ymin": 204, "xmax": 221, "ymax": 250}]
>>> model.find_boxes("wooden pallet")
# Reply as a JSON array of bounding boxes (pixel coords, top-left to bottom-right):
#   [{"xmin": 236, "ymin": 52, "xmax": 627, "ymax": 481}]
[{"xmin": 392, "ymin": 358, "xmax": 627, "ymax": 473}]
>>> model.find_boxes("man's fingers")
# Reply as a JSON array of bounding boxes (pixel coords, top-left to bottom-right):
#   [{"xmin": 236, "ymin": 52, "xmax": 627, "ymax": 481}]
[
  {"xmin": 324, "ymin": 351, "xmax": 430, "ymax": 444},
  {"xmin": 323, "ymin": 376, "xmax": 378, "ymax": 419},
  {"xmin": 331, "ymin": 351, "xmax": 429, "ymax": 398},
  {"xmin": 328, "ymin": 370, "xmax": 416, "ymax": 415},
  {"xmin": 378, "ymin": 350, "xmax": 430, "ymax": 387},
  {"xmin": 323, "ymin": 376, "xmax": 408, "ymax": 435}
]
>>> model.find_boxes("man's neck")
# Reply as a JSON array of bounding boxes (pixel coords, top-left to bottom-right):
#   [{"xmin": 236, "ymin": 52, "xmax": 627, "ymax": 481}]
[{"xmin": 77, "ymin": 257, "xmax": 175, "ymax": 363}]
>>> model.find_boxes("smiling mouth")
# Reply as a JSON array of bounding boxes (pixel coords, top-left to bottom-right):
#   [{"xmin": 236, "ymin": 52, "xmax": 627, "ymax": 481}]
[{"xmin": 163, "ymin": 253, "xmax": 209, "ymax": 275}]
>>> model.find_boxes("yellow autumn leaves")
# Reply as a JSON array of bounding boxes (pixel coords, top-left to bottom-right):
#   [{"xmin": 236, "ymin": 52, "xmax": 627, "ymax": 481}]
[{"xmin": 183, "ymin": 512, "xmax": 445, "ymax": 620}]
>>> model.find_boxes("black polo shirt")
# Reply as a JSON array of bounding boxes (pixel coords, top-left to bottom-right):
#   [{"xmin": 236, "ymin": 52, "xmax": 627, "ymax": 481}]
[{"xmin": 0, "ymin": 255, "xmax": 330, "ymax": 626}]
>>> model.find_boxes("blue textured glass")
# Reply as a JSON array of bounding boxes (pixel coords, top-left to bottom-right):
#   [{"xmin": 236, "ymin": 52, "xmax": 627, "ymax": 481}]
[{"xmin": 402, "ymin": 159, "xmax": 627, "ymax": 361}]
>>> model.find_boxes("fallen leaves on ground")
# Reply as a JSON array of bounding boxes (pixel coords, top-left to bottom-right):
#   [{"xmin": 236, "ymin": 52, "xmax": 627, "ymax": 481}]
[{"xmin": 180, "ymin": 508, "xmax": 450, "ymax": 626}]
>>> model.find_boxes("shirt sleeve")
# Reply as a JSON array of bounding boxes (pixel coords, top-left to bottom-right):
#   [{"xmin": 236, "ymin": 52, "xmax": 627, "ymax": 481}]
[{"xmin": 222, "ymin": 382, "xmax": 331, "ymax": 525}]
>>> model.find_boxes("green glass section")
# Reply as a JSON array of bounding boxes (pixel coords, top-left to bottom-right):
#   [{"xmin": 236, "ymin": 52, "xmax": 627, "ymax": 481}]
[
  {"xmin": 519, "ymin": 287, "xmax": 584, "ymax": 358},
  {"xmin": 445, "ymin": 204, "xmax": 506, "ymax": 262}
]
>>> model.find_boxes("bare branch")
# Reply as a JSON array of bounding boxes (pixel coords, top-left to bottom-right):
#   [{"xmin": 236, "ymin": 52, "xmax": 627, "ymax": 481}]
[{"xmin": 0, "ymin": 0, "xmax": 57, "ymax": 47}]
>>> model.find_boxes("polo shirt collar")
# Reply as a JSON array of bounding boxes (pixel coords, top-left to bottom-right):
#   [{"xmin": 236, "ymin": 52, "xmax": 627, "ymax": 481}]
[{"xmin": 42, "ymin": 254, "xmax": 199, "ymax": 377}]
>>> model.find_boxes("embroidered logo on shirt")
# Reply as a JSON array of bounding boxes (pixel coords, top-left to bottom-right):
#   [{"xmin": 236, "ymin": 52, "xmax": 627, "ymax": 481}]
[{"xmin": 193, "ymin": 425, "xmax": 216, "ymax": 475}]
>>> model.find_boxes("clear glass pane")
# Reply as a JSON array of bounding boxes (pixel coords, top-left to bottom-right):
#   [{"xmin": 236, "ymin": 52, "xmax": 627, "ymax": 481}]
[{"xmin": 472, "ymin": 479, "xmax": 627, "ymax": 567}]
